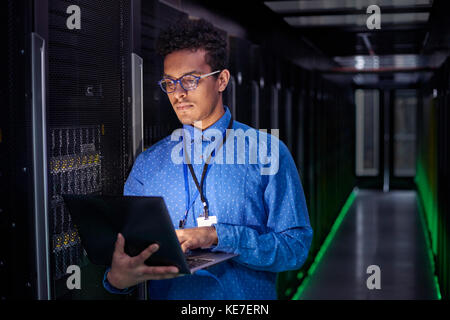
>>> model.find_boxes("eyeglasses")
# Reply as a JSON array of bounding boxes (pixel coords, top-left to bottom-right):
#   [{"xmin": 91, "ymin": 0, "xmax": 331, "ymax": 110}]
[{"xmin": 158, "ymin": 70, "xmax": 221, "ymax": 93}]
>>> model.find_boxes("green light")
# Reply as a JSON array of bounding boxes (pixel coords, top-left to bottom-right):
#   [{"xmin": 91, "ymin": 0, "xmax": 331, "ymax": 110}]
[
  {"xmin": 292, "ymin": 188, "xmax": 358, "ymax": 300},
  {"xmin": 434, "ymin": 276, "xmax": 442, "ymax": 300},
  {"xmin": 416, "ymin": 191, "xmax": 442, "ymax": 300}
]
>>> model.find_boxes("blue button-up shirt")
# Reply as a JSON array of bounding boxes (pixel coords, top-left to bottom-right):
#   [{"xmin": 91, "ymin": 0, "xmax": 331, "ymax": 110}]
[{"xmin": 103, "ymin": 106, "xmax": 312, "ymax": 299}]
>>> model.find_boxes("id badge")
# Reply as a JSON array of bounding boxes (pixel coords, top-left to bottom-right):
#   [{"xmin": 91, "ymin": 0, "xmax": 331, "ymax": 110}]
[{"xmin": 197, "ymin": 215, "xmax": 217, "ymax": 227}]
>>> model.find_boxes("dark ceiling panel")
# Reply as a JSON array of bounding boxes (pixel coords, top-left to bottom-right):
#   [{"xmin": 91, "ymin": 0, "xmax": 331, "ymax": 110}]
[
  {"xmin": 278, "ymin": 5, "xmax": 432, "ymax": 17},
  {"xmin": 299, "ymin": 29, "xmax": 429, "ymax": 56}
]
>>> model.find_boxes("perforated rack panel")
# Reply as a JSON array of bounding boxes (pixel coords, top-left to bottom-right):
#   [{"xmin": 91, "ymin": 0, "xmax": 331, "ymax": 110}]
[
  {"xmin": 141, "ymin": 1, "xmax": 186, "ymax": 149},
  {"xmin": 47, "ymin": 0, "xmax": 132, "ymax": 299}
]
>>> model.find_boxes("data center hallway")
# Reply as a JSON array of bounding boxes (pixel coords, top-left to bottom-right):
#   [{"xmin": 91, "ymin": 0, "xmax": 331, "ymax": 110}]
[{"xmin": 297, "ymin": 190, "xmax": 438, "ymax": 300}]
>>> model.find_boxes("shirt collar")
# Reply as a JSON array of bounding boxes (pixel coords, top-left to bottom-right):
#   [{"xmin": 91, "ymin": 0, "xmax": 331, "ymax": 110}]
[{"xmin": 182, "ymin": 105, "xmax": 231, "ymax": 141}]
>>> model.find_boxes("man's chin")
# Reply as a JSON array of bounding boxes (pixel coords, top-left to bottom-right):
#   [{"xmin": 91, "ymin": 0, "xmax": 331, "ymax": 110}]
[
  {"xmin": 177, "ymin": 115, "xmax": 195, "ymax": 126},
  {"xmin": 176, "ymin": 112, "xmax": 204, "ymax": 127}
]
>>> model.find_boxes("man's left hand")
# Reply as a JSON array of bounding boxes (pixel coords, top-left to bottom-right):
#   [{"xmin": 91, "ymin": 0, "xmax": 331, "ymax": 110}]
[{"xmin": 175, "ymin": 226, "xmax": 218, "ymax": 253}]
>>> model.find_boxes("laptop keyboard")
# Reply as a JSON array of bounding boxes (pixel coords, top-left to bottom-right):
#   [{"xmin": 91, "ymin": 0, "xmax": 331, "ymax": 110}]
[{"xmin": 186, "ymin": 257, "xmax": 215, "ymax": 269}]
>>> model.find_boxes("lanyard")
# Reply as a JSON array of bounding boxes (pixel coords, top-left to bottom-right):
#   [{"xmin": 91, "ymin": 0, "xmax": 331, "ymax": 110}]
[{"xmin": 179, "ymin": 115, "xmax": 233, "ymax": 229}]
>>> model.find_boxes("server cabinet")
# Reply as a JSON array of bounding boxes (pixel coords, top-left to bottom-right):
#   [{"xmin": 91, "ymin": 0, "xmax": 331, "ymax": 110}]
[
  {"xmin": 141, "ymin": 0, "xmax": 187, "ymax": 149},
  {"xmin": 294, "ymin": 67, "xmax": 309, "ymax": 175},
  {"xmin": 435, "ymin": 57, "xmax": 449, "ymax": 299},
  {"xmin": 269, "ymin": 55, "xmax": 282, "ymax": 132},
  {"xmin": 228, "ymin": 36, "xmax": 253, "ymax": 126},
  {"xmin": 417, "ymin": 56, "xmax": 450, "ymax": 299},
  {"xmin": 277, "ymin": 67, "xmax": 356, "ymax": 299},
  {"xmin": 1, "ymin": 0, "xmax": 141, "ymax": 300},
  {"xmin": 256, "ymin": 49, "xmax": 275, "ymax": 130},
  {"xmin": 278, "ymin": 62, "xmax": 305, "ymax": 170},
  {"xmin": 1, "ymin": 0, "xmax": 35, "ymax": 300},
  {"xmin": 275, "ymin": 63, "xmax": 304, "ymax": 299},
  {"xmin": 249, "ymin": 45, "xmax": 265, "ymax": 129},
  {"xmin": 278, "ymin": 59, "xmax": 297, "ymax": 152},
  {"xmin": 254, "ymin": 49, "xmax": 282, "ymax": 132}
]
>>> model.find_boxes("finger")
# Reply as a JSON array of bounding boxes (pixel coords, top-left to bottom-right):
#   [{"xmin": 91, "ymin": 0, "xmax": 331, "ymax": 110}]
[
  {"xmin": 114, "ymin": 233, "xmax": 125, "ymax": 255},
  {"xmin": 133, "ymin": 243, "xmax": 159, "ymax": 265},
  {"xmin": 139, "ymin": 266, "xmax": 180, "ymax": 280},
  {"xmin": 142, "ymin": 273, "xmax": 181, "ymax": 281},
  {"xmin": 181, "ymin": 241, "xmax": 187, "ymax": 253},
  {"xmin": 176, "ymin": 229, "xmax": 186, "ymax": 243},
  {"xmin": 181, "ymin": 240, "xmax": 195, "ymax": 253},
  {"xmin": 141, "ymin": 265, "xmax": 179, "ymax": 275}
]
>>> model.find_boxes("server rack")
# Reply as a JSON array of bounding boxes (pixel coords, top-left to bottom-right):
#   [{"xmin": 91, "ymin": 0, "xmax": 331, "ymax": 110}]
[
  {"xmin": 249, "ymin": 45, "xmax": 266, "ymax": 129},
  {"xmin": 2, "ymin": 0, "xmax": 142, "ymax": 300},
  {"xmin": 1, "ymin": 0, "xmax": 35, "ymax": 300},
  {"xmin": 275, "ymin": 61, "xmax": 307, "ymax": 298},
  {"xmin": 277, "ymin": 68, "xmax": 356, "ymax": 299},
  {"xmin": 270, "ymin": 57, "xmax": 282, "ymax": 132},
  {"xmin": 417, "ymin": 56, "xmax": 450, "ymax": 299},
  {"xmin": 276, "ymin": 59, "xmax": 288, "ymax": 150},
  {"xmin": 257, "ymin": 49, "xmax": 276, "ymax": 130},
  {"xmin": 141, "ymin": 1, "xmax": 186, "ymax": 149},
  {"xmin": 294, "ymin": 67, "xmax": 309, "ymax": 176},
  {"xmin": 436, "ymin": 58, "xmax": 449, "ymax": 300},
  {"xmin": 223, "ymin": 73, "xmax": 236, "ymax": 119},
  {"xmin": 440, "ymin": 59, "xmax": 449, "ymax": 300},
  {"xmin": 228, "ymin": 36, "xmax": 253, "ymax": 126}
]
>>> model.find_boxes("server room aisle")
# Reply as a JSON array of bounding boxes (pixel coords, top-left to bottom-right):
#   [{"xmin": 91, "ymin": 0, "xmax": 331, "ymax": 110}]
[{"xmin": 298, "ymin": 190, "xmax": 438, "ymax": 300}]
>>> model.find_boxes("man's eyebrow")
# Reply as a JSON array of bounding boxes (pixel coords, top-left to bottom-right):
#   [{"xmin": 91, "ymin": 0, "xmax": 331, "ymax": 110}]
[{"xmin": 162, "ymin": 70, "xmax": 202, "ymax": 79}]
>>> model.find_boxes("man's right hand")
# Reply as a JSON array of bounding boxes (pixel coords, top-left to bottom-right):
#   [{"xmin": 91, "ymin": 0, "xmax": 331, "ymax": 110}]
[{"xmin": 106, "ymin": 233, "xmax": 180, "ymax": 290}]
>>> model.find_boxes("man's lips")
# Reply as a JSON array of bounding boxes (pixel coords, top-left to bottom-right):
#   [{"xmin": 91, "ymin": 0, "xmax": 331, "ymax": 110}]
[{"xmin": 176, "ymin": 104, "xmax": 193, "ymax": 111}]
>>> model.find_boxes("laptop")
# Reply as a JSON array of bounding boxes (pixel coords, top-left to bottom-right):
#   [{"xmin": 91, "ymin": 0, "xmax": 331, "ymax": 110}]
[{"xmin": 62, "ymin": 194, "xmax": 238, "ymax": 274}]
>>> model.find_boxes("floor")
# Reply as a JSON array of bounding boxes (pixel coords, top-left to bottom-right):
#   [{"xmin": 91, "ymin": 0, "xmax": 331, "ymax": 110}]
[{"xmin": 299, "ymin": 189, "xmax": 438, "ymax": 300}]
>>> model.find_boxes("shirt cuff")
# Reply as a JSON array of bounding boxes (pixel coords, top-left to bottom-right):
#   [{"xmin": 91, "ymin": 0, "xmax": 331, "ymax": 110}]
[
  {"xmin": 103, "ymin": 267, "xmax": 135, "ymax": 295},
  {"xmin": 211, "ymin": 223, "xmax": 236, "ymax": 253}
]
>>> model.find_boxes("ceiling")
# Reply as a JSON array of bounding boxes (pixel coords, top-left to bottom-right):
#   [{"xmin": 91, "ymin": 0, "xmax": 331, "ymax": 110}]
[
  {"xmin": 193, "ymin": 0, "xmax": 449, "ymax": 85},
  {"xmin": 261, "ymin": 0, "xmax": 450, "ymax": 84}
]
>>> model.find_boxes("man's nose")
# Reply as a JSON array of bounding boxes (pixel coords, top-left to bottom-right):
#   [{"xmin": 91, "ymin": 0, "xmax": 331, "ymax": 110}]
[{"xmin": 173, "ymin": 81, "xmax": 187, "ymax": 99}]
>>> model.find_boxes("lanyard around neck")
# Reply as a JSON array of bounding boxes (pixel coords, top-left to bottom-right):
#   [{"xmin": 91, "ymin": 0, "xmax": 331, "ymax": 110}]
[{"xmin": 179, "ymin": 115, "xmax": 233, "ymax": 228}]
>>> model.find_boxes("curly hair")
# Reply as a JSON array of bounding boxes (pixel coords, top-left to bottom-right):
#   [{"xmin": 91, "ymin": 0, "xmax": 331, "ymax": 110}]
[{"xmin": 156, "ymin": 18, "xmax": 228, "ymax": 74}]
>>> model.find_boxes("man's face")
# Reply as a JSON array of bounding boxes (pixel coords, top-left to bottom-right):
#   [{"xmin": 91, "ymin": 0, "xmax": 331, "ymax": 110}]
[{"xmin": 163, "ymin": 49, "xmax": 223, "ymax": 127}]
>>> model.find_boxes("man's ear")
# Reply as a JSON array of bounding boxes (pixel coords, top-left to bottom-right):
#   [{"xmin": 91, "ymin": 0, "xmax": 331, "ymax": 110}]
[{"xmin": 218, "ymin": 69, "xmax": 230, "ymax": 93}]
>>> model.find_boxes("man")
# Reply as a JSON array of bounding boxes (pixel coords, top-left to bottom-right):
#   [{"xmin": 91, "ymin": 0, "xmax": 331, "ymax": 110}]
[{"xmin": 103, "ymin": 18, "xmax": 312, "ymax": 299}]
